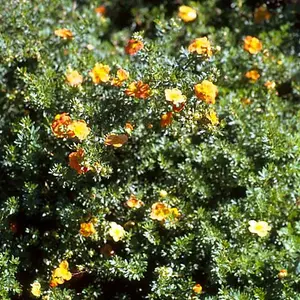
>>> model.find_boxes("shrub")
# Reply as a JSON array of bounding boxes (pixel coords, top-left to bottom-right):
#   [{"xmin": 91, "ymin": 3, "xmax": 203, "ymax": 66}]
[{"xmin": 0, "ymin": 0, "xmax": 299, "ymax": 299}]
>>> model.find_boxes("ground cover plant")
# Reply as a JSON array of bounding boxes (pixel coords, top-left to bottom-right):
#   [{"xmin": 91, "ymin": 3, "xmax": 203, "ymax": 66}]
[{"xmin": 0, "ymin": 0, "xmax": 299, "ymax": 299}]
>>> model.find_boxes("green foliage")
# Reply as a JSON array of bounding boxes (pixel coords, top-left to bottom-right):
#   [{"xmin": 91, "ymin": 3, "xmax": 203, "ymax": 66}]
[
  {"xmin": 0, "ymin": 0, "xmax": 299, "ymax": 299},
  {"xmin": 0, "ymin": 252, "xmax": 21, "ymax": 299}
]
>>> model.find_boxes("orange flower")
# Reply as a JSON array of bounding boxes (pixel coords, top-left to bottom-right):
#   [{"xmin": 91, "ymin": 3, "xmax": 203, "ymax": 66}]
[
  {"xmin": 193, "ymin": 283, "xmax": 202, "ymax": 294},
  {"xmin": 111, "ymin": 69, "xmax": 129, "ymax": 87},
  {"xmin": 125, "ymin": 81, "xmax": 150, "ymax": 99},
  {"xmin": 79, "ymin": 222, "xmax": 96, "ymax": 237},
  {"xmin": 150, "ymin": 202, "xmax": 170, "ymax": 221},
  {"xmin": 245, "ymin": 70, "xmax": 260, "ymax": 82},
  {"xmin": 49, "ymin": 260, "xmax": 72, "ymax": 288},
  {"xmin": 173, "ymin": 102, "xmax": 185, "ymax": 113},
  {"xmin": 51, "ymin": 113, "xmax": 74, "ymax": 138},
  {"xmin": 104, "ymin": 133, "xmax": 128, "ymax": 148},
  {"xmin": 160, "ymin": 112, "xmax": 173, "ymax": 127},
  {"xmin": 126, "ymin": 194, "xmax": 144, "ymax": 209},
  {"xmin": 241, "ymin": 98, "xmax": 252, "ymax": 105},
  {"xmin": 254, "ymin": 5, "xmax": 271, "ymax": 24},
  {"xmin": 264, "ymin": 80, "xmax": 276, "ymax": 90},
  {"xmin": 194, "ymin": 80, "xmax": 218, "ymax": 104},
  {"xmin": 89, "ymin": 63, "xmax": 110, "ymax": 84},
  {"xmin": 178, "ymin": 5, "xmax": 197, "ymax": 22},
  {"xmin": 66, "ymin": 70, "xmax": 83, "ymax": 87},
  {"xmin": 54, "ymin": 28, "xmax": 73, "ymax": 40},
  {"xmin": 9, "ymin": 222, "xmax": 18, "ymax": 233},
  {"xmin": 125, "ymin": 122, "xmax": 134, "ymax": 134},
  {"xmin": 68, "ymin": 149, "xmax": 89, "ymax": 174},
  {"xmin": 68, "ymin": 120, "xmax": 91, "ymax": 140},
  {"xmin": 49, "ymin": 280, "xmax": 58, "ymax": 288},
  {"xmin": 95, "ymin": 5, "xmax": 106, "ymax": 15},
  {"xmin": 125, "ymin": 39, "xmax": 144, "ymax": 55},
  {"xmin": 243, "ymin": 36, "xmax": 263, "ymax": 54},
  {"xmin": 188, "ymin": 37, "xmax": 212, "ymax": 57}
]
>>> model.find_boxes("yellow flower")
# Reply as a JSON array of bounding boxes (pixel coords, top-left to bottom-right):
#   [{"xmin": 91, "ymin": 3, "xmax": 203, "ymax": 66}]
[
  {"xmin": 245, "ymin": 70, "xmax": 260, "ymax": 82},
  {"xmin": 178, "ymin": 5, "xmax": 197, "ymax": 22},
  {"xmin": 206, "ymin": 110, "xmax": 219, "ymax": 126},
  {"xmin": 193, "ymin": 283, "xmax": 202, "ymax": 294},
  {"xmin": 117, "ymin": 69, "xmax": 129, "ymax": 81},
  {"xmin": 89, "ymin": 63, "xmax": 110, "ymax": 84},
  {"xmin": 248, "ymin": 220, "xmax": 271, "ymax": 237},
  {"xmin": 112, "ymin": 69, "xmax": 129, "ymax": 87},
  {"xmin": 254, "ymin": 5, "xmax": 271, "ymax": 24},
  {"xmin": 68, "ymin": 120, "xmax": 91, "ymax": 140},
  {"xmin": 165, "ymin": 88, "xmax": 187, "ymax": 106},
  {"xmin": 264, "ymin": 81, "xmax": 276, "ymax": 90},
  {"xmin": 169, "ymin": 208, "xmax": 181, "ymax": 220},
  {"xmin": 278, "ymin": 269, "xmax": 288, "ymax": 279},
  {"xmin": 50, "ymin": 260, "xmax": 72, "ymax": 287},
  {"xmin": 108, "ymin": 222, "xmax": 126, "ymax": 242},
  {"xmin": 66, "ymin": 70, "xmax": 83, "ymax": 87},
  {"xmin": 194, "ymin": 80, "xmax": 218, "ymax": 104},
  {"xmin": 87, "ymin": 44, "xmax": 95, "ymax": 51},
  {"xmin": 58, "ymin": 261, "xmax": 72, "ymax": 279},
  {"xmin": 54, "ymin": 28, "xmax": 73, "ymax": 40},
  {"xmin": 104, "ymin": 133, "xmax": 128, "ymax": 148},
  {"xmin": 150, "ymin": 202, "xmax": 170, "ymax": 221},
  {"xmin": 159, "ymin": 190, "xmax": 168, "ymax": 198},
  {"xmin": 188, "ymin": 37, "xmax": 212, "ymax": 57},
  {"xmin": 243, "ymin": 36, "xmax": 263, "ymax": 54},
  {"xmin": 80, "ymin": 222, "xmax": 96, "ymax": 237},
  {"xmin": 126, "ymin": 194, "xmax": 144, "ymax": 209},
  {"xmin": 31, "ymin": 281, "xmax": 42, "ymax": 297}
]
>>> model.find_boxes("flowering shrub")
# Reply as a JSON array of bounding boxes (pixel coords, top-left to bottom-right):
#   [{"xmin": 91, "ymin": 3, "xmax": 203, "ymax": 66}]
[{"xmin": 0, "ymin": 0, "xmax": 299, "ymax": 299}]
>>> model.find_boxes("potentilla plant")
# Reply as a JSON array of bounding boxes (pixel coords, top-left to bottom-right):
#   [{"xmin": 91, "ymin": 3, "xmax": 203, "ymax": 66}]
[{"xmin": 0, "ymin": 0, "xmax": 299, "ymax": 299}]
